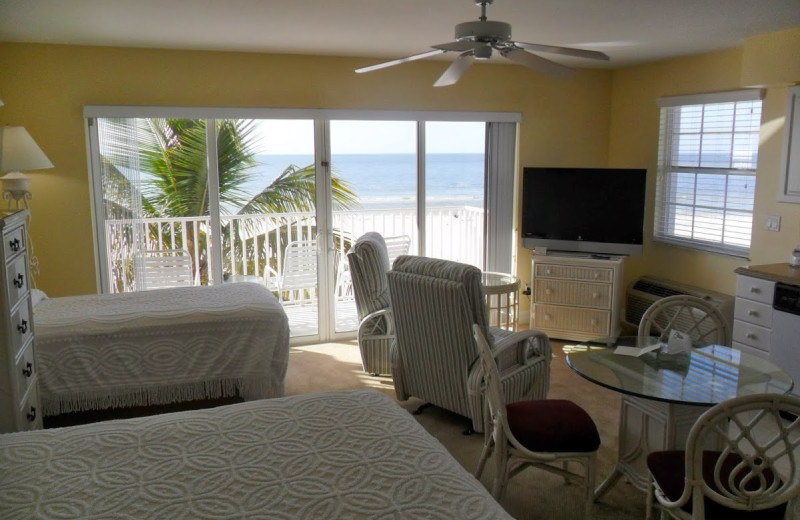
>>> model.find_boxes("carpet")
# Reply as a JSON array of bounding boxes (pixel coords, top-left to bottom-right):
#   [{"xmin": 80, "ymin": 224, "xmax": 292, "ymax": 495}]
[{"xmin": 286, "ymin": 340, "xmax": 646, "ymax": 520}]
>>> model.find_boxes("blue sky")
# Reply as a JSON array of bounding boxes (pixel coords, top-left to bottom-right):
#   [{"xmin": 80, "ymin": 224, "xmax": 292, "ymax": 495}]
[{"xmin": 255, "ymin": 120, "xmax": 486, "ymax": 155}]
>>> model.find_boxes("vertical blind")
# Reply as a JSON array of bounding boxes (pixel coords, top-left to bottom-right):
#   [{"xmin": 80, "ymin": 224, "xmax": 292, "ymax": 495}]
[{"xmin": 654, "ymin": 89, "xmax": 763, "ymax": 257}]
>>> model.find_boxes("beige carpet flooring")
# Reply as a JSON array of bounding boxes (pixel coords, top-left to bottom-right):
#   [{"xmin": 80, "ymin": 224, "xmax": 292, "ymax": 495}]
[{"xmin": 285, "ymin": 340, "xmax": 646, "ymax": 520}]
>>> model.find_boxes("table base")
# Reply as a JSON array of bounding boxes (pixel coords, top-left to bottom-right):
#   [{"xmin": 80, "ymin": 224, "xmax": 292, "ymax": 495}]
[{"xmin": 595, "ymin": 395, "xmax": 710, "ymax": 499}]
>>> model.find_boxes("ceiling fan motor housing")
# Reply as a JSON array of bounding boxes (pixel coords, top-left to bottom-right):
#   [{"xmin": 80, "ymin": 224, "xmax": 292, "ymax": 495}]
[{"xmin": 455, "ymin": 20, "xmax": 512, "ymax": 43}]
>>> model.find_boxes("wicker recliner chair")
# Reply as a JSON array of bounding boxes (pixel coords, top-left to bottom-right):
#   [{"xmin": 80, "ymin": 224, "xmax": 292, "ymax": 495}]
[{"xmin": 387, "ymin": 255, "xmax": 552, "ymax": 433}]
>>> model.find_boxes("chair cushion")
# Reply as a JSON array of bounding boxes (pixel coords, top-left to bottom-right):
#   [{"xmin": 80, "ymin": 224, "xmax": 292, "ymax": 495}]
[
  {"xmin": 506, "ymin": 399, "xmax": 600, "ymax": 453},
  {"xmin": 647, "ymin": 450, "xmax": 787, "ymax": 520}
]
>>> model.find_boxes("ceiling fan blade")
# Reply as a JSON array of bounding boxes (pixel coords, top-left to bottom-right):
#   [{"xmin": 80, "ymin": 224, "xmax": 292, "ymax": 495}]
[
  {"xmin": 513, "ymin": 42, "xmax": 610, "ymax": 61},
  {"xmin": 502, "ymin": 47, "xmax": 574, "ymax": 78},
  {"xmin": 355, "ymin": 49, "xmax": 446, "ymax": 73},
  {"xmin": 433, "ymin": 52, "xmax": 473, "ymax": 87},
  {"xmin": 431, "ymin": 41, "xmax": 481, "ymax": 53}
]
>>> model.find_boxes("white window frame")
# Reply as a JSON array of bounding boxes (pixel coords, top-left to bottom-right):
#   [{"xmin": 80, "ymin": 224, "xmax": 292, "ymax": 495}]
[
  {"xmin": 83, "ymin": 106, "xmax": 521, "ymax": 292},
  {"xmin": 654, "ymin": 89, "xmax": 764, "ymax": 258}
]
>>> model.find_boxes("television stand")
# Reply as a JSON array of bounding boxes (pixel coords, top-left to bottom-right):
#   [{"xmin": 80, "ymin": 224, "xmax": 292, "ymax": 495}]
[{"xmin": 530, "ymin": 252, "xmax": 624, "ymax": 342}]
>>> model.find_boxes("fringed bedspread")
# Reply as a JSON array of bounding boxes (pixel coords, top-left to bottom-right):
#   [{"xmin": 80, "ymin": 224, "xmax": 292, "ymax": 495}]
[
  {"xmin": 0, "ymin": 389, "xmax": 513, "ymax": 520},
  {"xmin": 33, "ymin": 283, "xmax": 290, "ymax": 415}
]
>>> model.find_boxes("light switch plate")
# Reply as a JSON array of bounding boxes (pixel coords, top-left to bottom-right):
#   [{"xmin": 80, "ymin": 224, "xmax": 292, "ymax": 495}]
[{"xmin": 765, "ymin": 215, "xmax": 781, "ymax": 231}]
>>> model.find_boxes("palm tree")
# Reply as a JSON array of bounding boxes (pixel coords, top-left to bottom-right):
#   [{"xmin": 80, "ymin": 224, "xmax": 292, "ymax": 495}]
[{"xmin": 100, "ymin": 117, "xmax": 358, "ymax": 289}]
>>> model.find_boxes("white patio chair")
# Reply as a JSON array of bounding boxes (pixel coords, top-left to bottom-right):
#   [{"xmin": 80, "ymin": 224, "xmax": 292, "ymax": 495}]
[
  {"xmin": 278, "ymin": 239, "xmax": 318, "ymax": 304},
  {"xmin": 384, "ymin": 235, "xmax": 411, "ymax": 267},
  {"xmin": 139, "ymin": 249, "xmax": 194, "ymax": 290}
]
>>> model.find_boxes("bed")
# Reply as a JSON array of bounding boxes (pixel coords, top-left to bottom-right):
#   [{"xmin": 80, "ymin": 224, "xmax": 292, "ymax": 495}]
[
  {"xmin": 32, "ymin": 282, "xmax": 290, "ymax": 416},
  {"xmin": 0, "ymin": 389, "xmax": 512, "ymax": 520}
]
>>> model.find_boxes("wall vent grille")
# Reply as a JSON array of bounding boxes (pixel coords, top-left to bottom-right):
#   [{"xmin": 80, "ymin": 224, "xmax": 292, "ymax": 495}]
[{"xmin": 625, "ymin": 276, "xmax": 734, "ymax": 332}]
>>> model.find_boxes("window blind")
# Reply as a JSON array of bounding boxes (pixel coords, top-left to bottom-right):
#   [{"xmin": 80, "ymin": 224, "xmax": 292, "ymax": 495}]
[{"xmin": 654, "ymin": 90, "xmax": 763, "ymax": 257}]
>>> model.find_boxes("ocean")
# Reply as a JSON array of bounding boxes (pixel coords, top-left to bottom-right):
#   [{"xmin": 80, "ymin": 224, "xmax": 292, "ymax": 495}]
[{"xmin": 249, "ymin": 153, "xmax": 485, "ymax": 210}]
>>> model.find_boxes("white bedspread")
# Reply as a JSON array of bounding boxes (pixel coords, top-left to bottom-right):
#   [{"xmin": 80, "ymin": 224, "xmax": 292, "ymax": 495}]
[
  {"xmin": 34, "ymin": 283, "xmax": 290, "ymax": 415},
  {"xmin": 0, "ymin": 389, "xmax": 512, "ymax": 520}
]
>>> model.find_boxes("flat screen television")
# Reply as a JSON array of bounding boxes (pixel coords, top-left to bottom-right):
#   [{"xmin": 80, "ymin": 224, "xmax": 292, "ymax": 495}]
[{"xmin": 521, "ymin": 167, "xmax": 647, "ymax": 256}]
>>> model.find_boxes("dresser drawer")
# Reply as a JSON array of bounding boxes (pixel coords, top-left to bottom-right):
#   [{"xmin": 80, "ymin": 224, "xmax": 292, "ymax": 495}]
[
  {"xmin": 732, "ymin": 341, "xmax": 769, "ymax": 360},
  {"xmin": 733, "ymin": 297, "xmax": 772, "ymax": 328},
  {"xmin": 5, "ymin": 254, "xmax": 28, "ymax": 310},
  {"xmin": 534, "ymin": 263, "xmax": 613, "ymax": 283},
  {"xmin": 735, "ymin": 275, "xmax": 774, "ymax": 305},
  {"xmin": 8, "ymin": 297, "xmax": 32, "ymax": 359},
  {"xmin": 732, "ymin": 319, "xmax": 770, "ymax": 353},
  {"xmin": 3, "ymin": 223, "xmax": 26, "ymax": 263},
  {"xmin": 16, "ymin": 384, "xmax": 41, "ymax": 431},
  {"xmin": 533, "ymin": 303, "xmax": 610, "ymax": 336},
  {"xmin": 15, "ymin": 343, "xmax": 36, "ymax": 402},
  {"xmin": 534, "ymin": 279, "xmax": 611, "ymax": 309}
]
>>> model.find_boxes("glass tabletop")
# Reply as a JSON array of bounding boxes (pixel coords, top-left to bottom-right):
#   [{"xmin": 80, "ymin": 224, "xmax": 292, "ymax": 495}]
[
  {"xmin": 482, "ymin": 271, "xmax": 519, "ymax": 292},
  {"xmin": 565, "ymin": 336, "xmax": 794, "ymax": 406}
]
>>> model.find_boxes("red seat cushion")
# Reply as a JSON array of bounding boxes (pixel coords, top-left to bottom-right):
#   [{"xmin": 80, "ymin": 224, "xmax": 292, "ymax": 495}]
[
  {"xmin": 647, "ymin": 450, "xmax": 787, "ymax": 520},
  {"xmin": 505, "ymin": 399, "xmax": 600, "ymax": 453}
]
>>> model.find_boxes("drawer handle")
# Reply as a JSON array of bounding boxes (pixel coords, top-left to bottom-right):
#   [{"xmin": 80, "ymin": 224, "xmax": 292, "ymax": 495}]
[
  {"xmin": 746, "ymin": 332, "xmax": 757, "ymax": 340},
  {"xmin": 747, "ymin": 310, "xmax": 758, "ymax": 317},
  {"xmin": 26, "ymin": 406, "xmax": 36, "ymax": 422},
  {"xmin": 749, "ymin": 287, "xmax": 760, "ymax": 294},
  {"xmin": 9, "ymin": 238, "xmax": 21, "ymax": 251},
  {"xmin": 544, "ymin": 269, "xmax": 552, "ymax": 275},
  {"xmin": 592, "ymin": 273, "xmax": 599, "ymax": 279},
  {"xmin": 592, "ymin": 292, "xmax": 600, "ymax": 299},
  {"xmin": 13, "ymin": 273, "xmax": 24, "ymax": 288},
  {"xmin": 545, "ymin": 288, "xmax": 553, "ymax": 295},
  {"xmin": 590, "ymin": 318, "xmax": 598, "ymax": 325},
  {"xmin": 22, "ymin": 362, "xmax": 33, "ymax": 378},
  {"xmin": 17, "ymin": 320, "xmax": 28, "ymax": 334},
  {"xmin": 544, "ymin": 314, "xmax": 552, "ymax": 321}
]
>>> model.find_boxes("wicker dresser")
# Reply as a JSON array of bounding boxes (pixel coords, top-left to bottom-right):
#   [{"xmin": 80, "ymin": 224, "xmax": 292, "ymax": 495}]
[{"xmin": 0, "ymin": 210, "xmax": 41, "ymax": 432}]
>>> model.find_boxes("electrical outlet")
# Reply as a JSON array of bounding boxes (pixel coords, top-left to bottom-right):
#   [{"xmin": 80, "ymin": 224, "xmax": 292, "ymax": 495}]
[{"xmin": 765, "ymin": 215, "xmax": 781, "ymax": 232}]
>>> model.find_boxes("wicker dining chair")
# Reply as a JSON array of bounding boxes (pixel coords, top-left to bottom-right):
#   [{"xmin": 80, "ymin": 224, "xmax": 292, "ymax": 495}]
[
  {"xmin": 472, "ymin": 325, "xmax": 600, "ymax": 518},
  {"xmin": 646, "ymin": 393, "xmax": 800, "ymax": 520},
  {"xmin": 638, "ymin": 294, "xmax": 731, "ymax": 347}
]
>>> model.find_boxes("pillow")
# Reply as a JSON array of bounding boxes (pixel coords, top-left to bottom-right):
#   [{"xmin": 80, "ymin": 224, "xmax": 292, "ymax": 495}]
[{"xmin": 30, "ymin": 288, "xmax": 48, "ymax": 307}]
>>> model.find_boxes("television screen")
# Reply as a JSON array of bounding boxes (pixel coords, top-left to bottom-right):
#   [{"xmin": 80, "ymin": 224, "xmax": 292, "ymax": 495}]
[{"xmin": 521, "ymin": 167, "xmax": 647, "ymax": 256}]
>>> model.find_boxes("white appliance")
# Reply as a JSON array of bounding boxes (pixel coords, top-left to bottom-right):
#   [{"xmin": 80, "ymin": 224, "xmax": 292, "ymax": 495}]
[{"xmin": 772, "ymin": 282, "xmax": 800, "ymax": 397}]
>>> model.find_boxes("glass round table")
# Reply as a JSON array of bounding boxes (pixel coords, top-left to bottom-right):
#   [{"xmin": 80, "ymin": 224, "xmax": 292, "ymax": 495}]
[{"xmin": 565, "ymin": 336, "xmax": 794, "ymax": 498}]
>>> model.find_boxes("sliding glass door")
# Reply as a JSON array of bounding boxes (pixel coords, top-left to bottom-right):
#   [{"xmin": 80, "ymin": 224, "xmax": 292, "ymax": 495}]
[
  {"xmin": 329, "ymin": 120, "xmax": 418, "ymax": 334},
  {"xmin": 87, "ymin": 107, "xmax": 518, "ymax": 344}
]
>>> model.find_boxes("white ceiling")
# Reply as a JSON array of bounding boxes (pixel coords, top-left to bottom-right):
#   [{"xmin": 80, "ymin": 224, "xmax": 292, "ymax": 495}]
[{"xmin": 1, "ymin": 0, "xmax": 799, "ymax": 69}]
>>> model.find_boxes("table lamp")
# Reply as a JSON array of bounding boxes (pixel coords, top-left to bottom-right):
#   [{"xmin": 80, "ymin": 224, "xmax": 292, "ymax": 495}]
[{"xmin": 0, "ymin": 126, "xmax": 54, "ymax": 210}]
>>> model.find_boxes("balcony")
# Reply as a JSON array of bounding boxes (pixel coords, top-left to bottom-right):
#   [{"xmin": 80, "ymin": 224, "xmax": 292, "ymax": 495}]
[{"xmin": 103, "ymin": 206, "xmax": 485, "ymax": 337}]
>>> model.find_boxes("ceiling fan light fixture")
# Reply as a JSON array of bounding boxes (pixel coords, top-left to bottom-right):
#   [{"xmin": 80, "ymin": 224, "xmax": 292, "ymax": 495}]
[{"xmin": 474, "ymin": 44, "xmax": 493, "ymax": 60}]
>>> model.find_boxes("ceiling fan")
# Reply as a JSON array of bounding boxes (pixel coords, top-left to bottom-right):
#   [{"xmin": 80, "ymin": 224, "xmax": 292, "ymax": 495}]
[{"xmin": 355, "ymin": 0, "xmax": 609, "ymax": 87}]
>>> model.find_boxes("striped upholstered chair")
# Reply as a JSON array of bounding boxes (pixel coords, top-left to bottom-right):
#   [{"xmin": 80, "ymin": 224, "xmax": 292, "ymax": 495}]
[
  {"xmin": 347, "ymin": 232, "xmax": 394, "ymax": 376},
  {"xmin": 387, "ymin": 256, "xmax": 552, "ymax": 433}
]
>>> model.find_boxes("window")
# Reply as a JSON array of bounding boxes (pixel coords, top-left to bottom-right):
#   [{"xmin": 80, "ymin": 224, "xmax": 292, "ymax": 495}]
[{"xmin": 654, "ymin": 90, "xmax": 763, "ymax": 257}]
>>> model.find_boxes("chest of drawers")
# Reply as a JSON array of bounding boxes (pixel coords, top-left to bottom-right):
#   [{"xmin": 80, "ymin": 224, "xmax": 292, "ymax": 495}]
[
  {"xmin": 1, "ymin": 210, "xmax": 41, "ymax": 432},
  {"xmin": 732, "ymin": 273, "xmax": 774, "ymax": 359},
  {"xmin": 530, "ymin": 253, "xmax": 624, "ymax": 342}
]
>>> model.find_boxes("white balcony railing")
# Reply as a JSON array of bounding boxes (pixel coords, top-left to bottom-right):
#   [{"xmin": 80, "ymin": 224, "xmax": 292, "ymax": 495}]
[{"xmin": 103, "ymin": 206, "xmax": 484, "ymax": 296}]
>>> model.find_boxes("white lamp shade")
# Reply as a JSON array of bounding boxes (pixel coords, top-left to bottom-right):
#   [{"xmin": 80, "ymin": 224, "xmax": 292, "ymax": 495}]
[{"xmin": 0, "ymin": 126, "xmax": 54, "ymax": 173}]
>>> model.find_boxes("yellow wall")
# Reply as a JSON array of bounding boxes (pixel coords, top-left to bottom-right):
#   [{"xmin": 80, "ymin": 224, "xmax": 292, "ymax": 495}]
[
  {"xmin": 1, "ymin": 29, "xmax": 797, "ymax": 304},
  {"xmin": 0, "ymin": 43, "xmax": 612, "ymax": 296},
  {"xmin": 609, "ymin": 29, "xmax": 800, "ymax": 296}
]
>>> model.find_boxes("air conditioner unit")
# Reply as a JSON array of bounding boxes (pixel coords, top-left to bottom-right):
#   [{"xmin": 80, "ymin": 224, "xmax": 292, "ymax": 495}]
[{"xmin": 625, "ymin": 276, "xmax": 734, "ymax": 332}]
